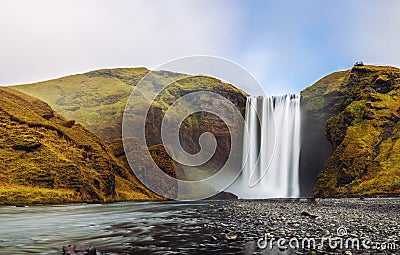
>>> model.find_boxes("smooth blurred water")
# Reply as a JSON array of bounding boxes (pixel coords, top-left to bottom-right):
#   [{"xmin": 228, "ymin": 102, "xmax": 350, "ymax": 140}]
[
  {"xmin": 0, "ymin": 201, "xmax": 220, "ymax": 255},
  {"xmin": 228, "ymin": 94, "xmax": 301, "ymax": 198}
]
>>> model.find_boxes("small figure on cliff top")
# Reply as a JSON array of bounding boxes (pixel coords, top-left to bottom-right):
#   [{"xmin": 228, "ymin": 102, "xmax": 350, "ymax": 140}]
[{"xmin": 354, "ymin": 61, "xmax": 364, "ymax": 66}]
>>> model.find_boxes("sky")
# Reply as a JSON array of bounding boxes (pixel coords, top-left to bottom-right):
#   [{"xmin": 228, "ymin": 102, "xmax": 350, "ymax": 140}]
[{"xmin": 1, "ymin": 0, "xmax": 400, "ymax": 95}]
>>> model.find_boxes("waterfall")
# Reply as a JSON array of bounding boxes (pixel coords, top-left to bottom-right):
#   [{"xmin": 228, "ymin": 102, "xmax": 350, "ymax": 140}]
[{"xmin": 227, "ymin": 94, "xmax": 301, "ymax": 199}]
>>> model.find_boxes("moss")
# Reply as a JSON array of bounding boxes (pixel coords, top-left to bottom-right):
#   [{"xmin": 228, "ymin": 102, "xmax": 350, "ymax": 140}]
[
  {"xmin": 0, "ymin": 87, "xmax": 160, "ymax": 205},
  {"xmin": 0, "ymin": 184, "xmax": 80, "ymax": 205},
  {"xmin": 306, "ymin": 65, "xmax": 400, "ymax": 197}
]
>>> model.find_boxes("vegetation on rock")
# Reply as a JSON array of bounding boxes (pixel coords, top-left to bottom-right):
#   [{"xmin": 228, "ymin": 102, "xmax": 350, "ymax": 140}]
[{"xmin": 302, "ymin": 65, "xmax": 400, "ymax": 197}]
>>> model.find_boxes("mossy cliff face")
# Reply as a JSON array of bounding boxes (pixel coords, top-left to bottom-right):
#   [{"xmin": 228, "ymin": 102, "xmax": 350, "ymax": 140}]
[
  {"xmin": 301, "ymin": 65, "xmax": 400, "ymax": 197},
  {"xmin": 13, "ymin": 69, "xmax": 247, "ymax": 191},
  {"xmin": 0, "ymin": 87, "xmax": 159, "ymax": 205}
]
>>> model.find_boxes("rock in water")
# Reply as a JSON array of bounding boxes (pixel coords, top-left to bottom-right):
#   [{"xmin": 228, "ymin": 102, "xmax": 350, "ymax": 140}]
[{"xmin": 62, "ymin": 244, "xmax": 96, "ymax": 255}]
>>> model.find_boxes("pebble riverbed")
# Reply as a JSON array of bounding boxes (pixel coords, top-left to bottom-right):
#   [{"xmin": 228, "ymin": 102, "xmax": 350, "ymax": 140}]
[{"xmin": 198, "ymin": 198, "xmax": 400, "ymax": 254}]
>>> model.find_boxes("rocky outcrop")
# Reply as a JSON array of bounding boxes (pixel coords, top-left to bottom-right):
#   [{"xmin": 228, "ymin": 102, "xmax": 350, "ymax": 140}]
[{"xmin": 206, "ymin": 191, "xmax": 238, "ymax": 200}]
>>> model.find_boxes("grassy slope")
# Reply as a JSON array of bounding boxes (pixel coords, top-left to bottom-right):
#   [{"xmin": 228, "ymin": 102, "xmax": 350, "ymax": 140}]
[
  {"xmin": 13, "ymin": 68, "xmax": 246, "ymax": 142},
  {"xmin": 14, "ymin": 68, "xmax": 149, "ymax": 142},
  {"xmin": 14, "ymin": 69, "xmax": 247, "ymax": 184},
  {"xmin": 0, "ymin": 87, "xmax": 159, "ymax": 205},
  {"xmin": 302, "ymin": 65, "xmax": 400, "ymax": 197}
]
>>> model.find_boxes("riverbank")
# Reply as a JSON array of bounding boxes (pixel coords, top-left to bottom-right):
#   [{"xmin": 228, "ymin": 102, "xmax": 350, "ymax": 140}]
[{"xmin": 200, "ymin": 197, "xmax": 400, "ymax": 254}]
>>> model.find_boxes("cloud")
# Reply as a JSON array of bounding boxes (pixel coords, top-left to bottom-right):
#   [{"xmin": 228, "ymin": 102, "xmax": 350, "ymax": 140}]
[
  {"xmin": 340, "ymin": 0, "xmax": 400, "ymax": 66},
  {"xmin": 232, "ymin": 0, "xmax": 400, "ymax": 94},
  {"xmin": 0, "ymin": 0, "xmax": 243, "ymax": 85},
  {"xmin": 1, "ymin": 0, "xmax": 400, "ymax": 95}
]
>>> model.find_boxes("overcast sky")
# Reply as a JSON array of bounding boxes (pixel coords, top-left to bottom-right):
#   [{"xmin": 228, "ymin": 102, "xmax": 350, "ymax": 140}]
[{"xmin": 1, "ymin": 0, "xmax": 400, "ymax": 95}]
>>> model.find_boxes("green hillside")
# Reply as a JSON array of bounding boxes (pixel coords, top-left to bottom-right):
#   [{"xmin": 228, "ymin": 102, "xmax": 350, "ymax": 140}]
[
  {"xmin": 14, "ymin": 68, "xmax": 149, "ymax": 142},
  {"xmin": 0, "ymin": 87, "xmax": 159, "ymax": 205},
  {"xmin": 14, "ymin": 69, "xmax": 247, "ymax": 183}
]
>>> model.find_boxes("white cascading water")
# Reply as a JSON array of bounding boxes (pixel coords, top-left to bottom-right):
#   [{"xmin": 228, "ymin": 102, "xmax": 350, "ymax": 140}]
[{"xmin": 227, "ymin": 94, "xmax": 301, "ymax": 199}]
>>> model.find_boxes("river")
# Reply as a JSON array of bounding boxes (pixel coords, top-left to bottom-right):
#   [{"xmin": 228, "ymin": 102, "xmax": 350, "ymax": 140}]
[{"xmin": 0, "ymin": 201, "xmax": 233, "ymax": 255}]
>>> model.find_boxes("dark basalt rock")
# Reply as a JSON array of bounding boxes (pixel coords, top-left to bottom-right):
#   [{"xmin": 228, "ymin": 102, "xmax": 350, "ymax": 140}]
[
  {"xmin": 12, "ymin": 142, "xmax": 41, "ymax": 152},
  {"xmin": 206, "ymin": 191, "xmax": 239, "ymax": 200}
]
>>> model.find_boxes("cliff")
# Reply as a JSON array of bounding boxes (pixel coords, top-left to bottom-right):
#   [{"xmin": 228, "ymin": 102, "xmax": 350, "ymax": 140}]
[{"xmin": 301, "ymin": 65, "xmax": 400, "ymax": 197}]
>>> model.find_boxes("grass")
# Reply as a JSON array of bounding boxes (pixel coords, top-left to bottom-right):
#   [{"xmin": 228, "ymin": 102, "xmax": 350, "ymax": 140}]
[
  {"xmin": 13, "ymin": 69, "xmax": 246, "ymax": 143},
  {"xmin": 13, "ymin": 68, "xmax": 247, "ymax": 183},
  {"xmin": 0, "ymin": 87, "xmax": 159, "ymax": 205},
  {"xmin": 0, "ymin": 184, "xmax": 80, "ymax": 205},
  {"xmin": 13, "ymin": 68, "xmax": 147, "ymax": 142}
]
